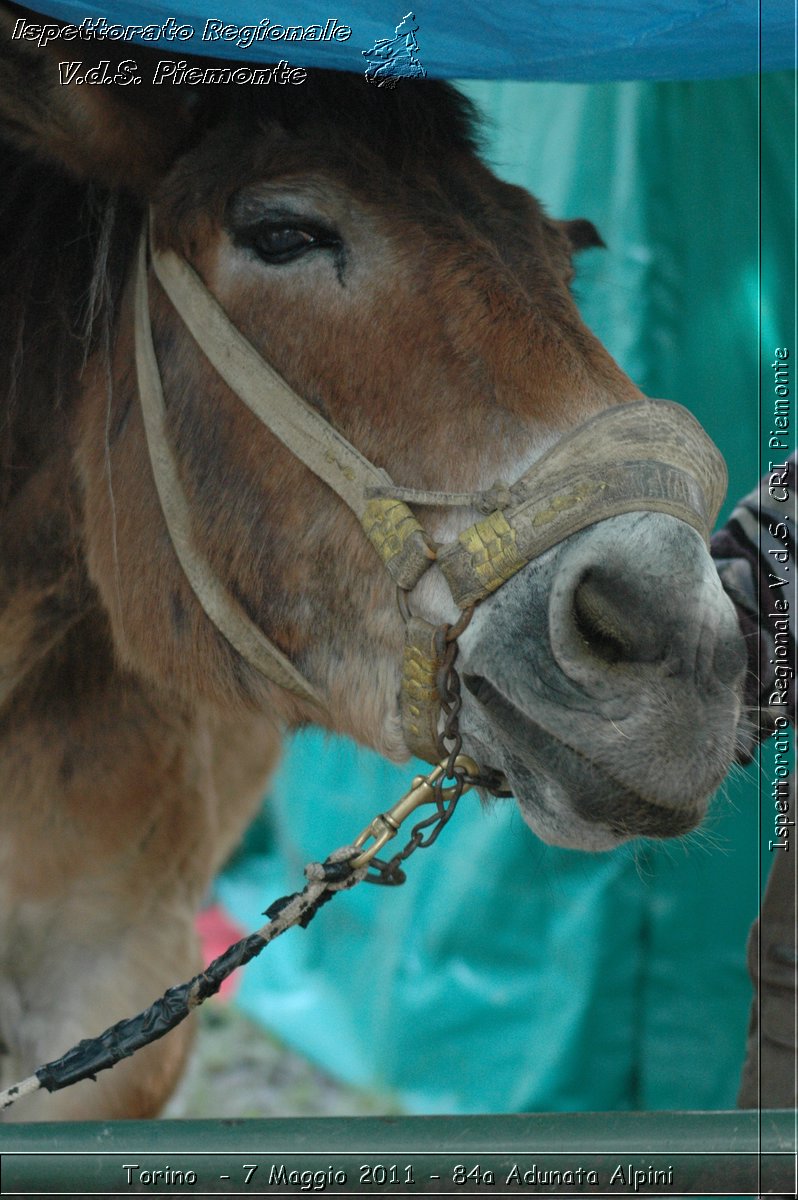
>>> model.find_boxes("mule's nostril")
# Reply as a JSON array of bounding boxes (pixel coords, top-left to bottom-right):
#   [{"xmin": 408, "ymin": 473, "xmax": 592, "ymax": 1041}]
[
  {"xmin": 550, "ymin": 520, "xmax": 747, "ymax": 699},
  {"xmin": 571, "ymin": 569, "xmax": 635, "ymax": 665}
]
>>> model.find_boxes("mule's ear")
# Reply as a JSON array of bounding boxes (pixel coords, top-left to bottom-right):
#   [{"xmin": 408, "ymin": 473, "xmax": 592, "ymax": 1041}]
[
  {"xmin": 0, "ymin": 4, "xmax": 198, "ymax": 193},
  {"xmin": 561, "ymin": 218, "xmax": 606, "ymax": 252}
]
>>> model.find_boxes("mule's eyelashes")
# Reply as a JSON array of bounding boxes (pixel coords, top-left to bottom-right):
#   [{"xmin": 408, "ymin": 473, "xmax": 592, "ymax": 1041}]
[{"xmin": 240, "ymin": 221, "xmax": 342, "ymax": 265}]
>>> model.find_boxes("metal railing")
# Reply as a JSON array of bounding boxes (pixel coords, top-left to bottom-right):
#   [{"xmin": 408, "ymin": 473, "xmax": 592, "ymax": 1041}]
[{"xmin": 0, "ymin": 1109, "xmax": 795, "ymax": 1194}]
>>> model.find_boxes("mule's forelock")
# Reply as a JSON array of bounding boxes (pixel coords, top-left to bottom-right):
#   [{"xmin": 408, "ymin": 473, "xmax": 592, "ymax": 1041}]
[{"xmin": 245, "ymin": 73, "xmax": 482, "ymax": 165}]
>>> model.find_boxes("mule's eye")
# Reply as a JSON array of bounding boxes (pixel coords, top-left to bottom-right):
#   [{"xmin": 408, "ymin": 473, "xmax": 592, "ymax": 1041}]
[{"xmin": 250, "ymin": 224, "xmax": 338, "ymax": 264}]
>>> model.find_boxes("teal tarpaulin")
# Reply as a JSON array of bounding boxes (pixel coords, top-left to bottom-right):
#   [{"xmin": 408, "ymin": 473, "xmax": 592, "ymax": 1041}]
[
  {"xmin": 218, "ymin": 69, "xmax": 792, "ymax": 1115},
  {"xmin": 20, "ymin": 0, "xmax": 796, "ymax": 78}
]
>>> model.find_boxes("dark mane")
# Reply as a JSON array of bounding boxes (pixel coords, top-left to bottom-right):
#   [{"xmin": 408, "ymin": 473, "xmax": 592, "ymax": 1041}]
[
  {"xmin": 0, "ymin": 69, "xmax": 479, "ymax": 510},
  {"xmin": 243, "ymin": 70, "xmax": 481, "ymax": 162},
  {"xmin": 0, "ymin": 146, "xmax": 136, "ymax": 507}
]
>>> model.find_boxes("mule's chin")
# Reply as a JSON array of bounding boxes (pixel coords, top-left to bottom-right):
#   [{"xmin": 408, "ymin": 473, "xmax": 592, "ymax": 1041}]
[{"xmin": 462, "ymin": 676, "xmax": 716, "ymax": 851}]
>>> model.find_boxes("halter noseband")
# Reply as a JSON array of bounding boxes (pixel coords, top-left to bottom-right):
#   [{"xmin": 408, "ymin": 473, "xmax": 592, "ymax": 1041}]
[{"xmin": 134, "ymin": 224, "xmax": 727, "ymax": 763}]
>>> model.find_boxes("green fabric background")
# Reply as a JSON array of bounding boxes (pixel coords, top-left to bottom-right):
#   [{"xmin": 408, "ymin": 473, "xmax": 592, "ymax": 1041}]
[{"xmin": 218, "ymin": 72, "xmax": 792, "ymax": 1115}]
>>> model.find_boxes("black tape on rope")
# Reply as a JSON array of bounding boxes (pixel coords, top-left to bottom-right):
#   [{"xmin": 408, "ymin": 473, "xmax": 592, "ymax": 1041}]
[
  {"xmin": 35, "ymin": 930, "xmax": 269, "ymax": 1092},
  {"xmin": 31, "ymin": 857, "xmax": 356, "ymax": 1095}
]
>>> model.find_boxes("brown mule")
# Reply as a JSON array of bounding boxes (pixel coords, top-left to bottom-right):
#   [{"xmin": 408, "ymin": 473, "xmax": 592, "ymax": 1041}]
[{"xmin": 0, "ymin": 8, "xmax": 746, "ymax": 1118}]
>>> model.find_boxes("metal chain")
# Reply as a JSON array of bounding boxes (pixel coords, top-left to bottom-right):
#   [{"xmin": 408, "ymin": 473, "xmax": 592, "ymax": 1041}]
[{"xmin": 364, "ymin": 607, "xmax": 506, "ymax": 885}]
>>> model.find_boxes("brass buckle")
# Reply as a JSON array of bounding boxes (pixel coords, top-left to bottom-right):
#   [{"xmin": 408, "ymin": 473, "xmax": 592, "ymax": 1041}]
[{"xmin": 349, "ymin": 755, "xmax": 480, "ymax": 871}]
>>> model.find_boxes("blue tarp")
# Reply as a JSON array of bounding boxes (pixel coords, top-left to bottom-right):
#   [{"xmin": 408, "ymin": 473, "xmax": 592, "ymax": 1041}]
[{"xmin": 22, "ymin": 1, "xmax": 796, "ymax": 79}]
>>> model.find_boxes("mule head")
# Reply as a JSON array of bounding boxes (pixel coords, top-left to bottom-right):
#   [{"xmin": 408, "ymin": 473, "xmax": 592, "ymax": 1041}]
[{"xmin": 0, "ymin": 21, "xmax": 746, "ymax": 850}]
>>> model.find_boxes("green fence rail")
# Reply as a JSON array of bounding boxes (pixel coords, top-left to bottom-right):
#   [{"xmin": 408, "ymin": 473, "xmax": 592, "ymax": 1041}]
[{"xmin": 0, "ymin": 1109, "xmax": 794, "ymax": 1194}]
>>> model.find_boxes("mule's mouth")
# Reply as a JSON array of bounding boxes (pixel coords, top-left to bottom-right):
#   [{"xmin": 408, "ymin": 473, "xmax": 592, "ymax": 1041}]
[{"xmin": 463, "ymin": 673, "xmax": 707, "ymax": 847}]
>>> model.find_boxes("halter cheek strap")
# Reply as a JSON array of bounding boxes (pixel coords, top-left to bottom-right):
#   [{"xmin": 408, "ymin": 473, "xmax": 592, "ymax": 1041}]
[
  {"xmin": 135, "ymin": 232, "xmax": 326, "ymax": 708},
  {"xmin": 146, "ymin": 233, "xmax": 436, "ymax": 592},
  {"xmin": 134, "ymin": 223, "xmax": 728, "ymax": 762}
]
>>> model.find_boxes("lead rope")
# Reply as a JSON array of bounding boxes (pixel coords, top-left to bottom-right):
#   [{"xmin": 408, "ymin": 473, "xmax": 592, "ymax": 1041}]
[{"xmin": 0, "ymin": 622, "xmax": 501, "ymax": 1113}]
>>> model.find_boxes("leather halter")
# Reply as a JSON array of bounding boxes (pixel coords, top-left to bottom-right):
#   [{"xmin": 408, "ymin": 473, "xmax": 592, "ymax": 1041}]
[{"xmin": 134, "ymin": 224, "xmax": 728, "ymax": 762}]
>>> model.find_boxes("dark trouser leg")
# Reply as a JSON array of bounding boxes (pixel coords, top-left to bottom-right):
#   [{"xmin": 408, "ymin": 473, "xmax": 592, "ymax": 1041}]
[{"xmin": 738, "ymin": 814, "xmax": 797, "ymax": 1108}]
